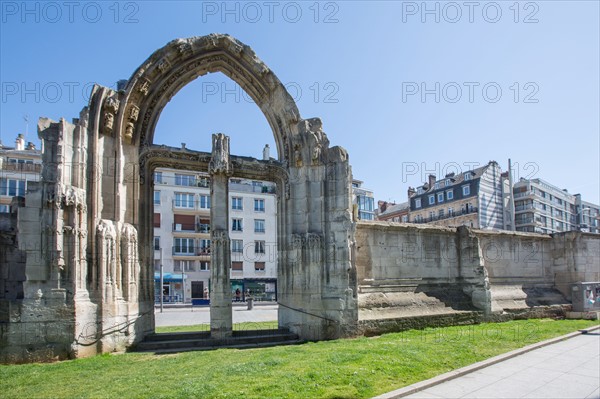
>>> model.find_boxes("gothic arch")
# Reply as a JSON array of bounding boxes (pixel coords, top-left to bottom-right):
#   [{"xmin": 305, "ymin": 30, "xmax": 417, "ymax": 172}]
[{"xmin": 115, "ymin": 34, "xmax": 299, "ymax": 162}]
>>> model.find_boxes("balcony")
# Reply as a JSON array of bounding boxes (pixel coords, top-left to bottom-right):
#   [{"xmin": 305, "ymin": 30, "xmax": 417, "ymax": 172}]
[
  {"xmin": 514, "ymin": 191, "xmax": 533, "ymax": 199},
  {"xmin": 412, "ymin": 207, "xmax": 479, "ymax": 224},
  {"xmin": 172, "ymin": 246, "xmax": 196, "ymax": 256},
  {"xmin": 172, "ymin": 223, "xmax": 196, "ymax": 232},
  {"xmin": 171, "ymin": 199, "xmax": 211, "ymax": 211},
  {"xmin": 172, "ymin": 246, "xmax": 211, "ymax": 256},
  {"xmin": 0, "ymin": 163, "xmax": 41, "ymax": 173},
  {"xmin": 197, "ymin": 223, "xmax": 210, "ymax": 234},
  {"xmin": 197, "ymin": 247, "xmax": 211, "ymax": 256}
]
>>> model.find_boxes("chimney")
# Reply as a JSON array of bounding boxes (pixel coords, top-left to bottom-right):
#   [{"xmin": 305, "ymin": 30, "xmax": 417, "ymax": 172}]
[
  {"xmin": 181, "ymin": 142, "xmax": 186, "ymax": 150},
  {"xmin": 378, "ymin": 200, "xmax": 387, "ymax": 212},
  {"xmin": 428, "ymin": 174, "xmax": 436, "ymax": 188},
  {"xmin": 263, "ymin": 144, "xmax": 270, "ymax": 161},
  {"xmin": 15, "ymin": 134, "xmax": 25, "ymax": 151},
  {"xmin": 407, "ymin": 187, "xmax": 416, "ymax": 198}
]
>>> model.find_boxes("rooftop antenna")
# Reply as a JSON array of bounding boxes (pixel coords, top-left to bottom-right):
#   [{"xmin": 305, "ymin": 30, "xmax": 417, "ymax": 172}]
[{"xmin": 23, "ymin": 114, "xmax": 29, "ymax": 140}]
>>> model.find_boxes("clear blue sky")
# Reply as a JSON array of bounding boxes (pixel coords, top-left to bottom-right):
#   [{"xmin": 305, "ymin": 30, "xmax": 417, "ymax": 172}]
[{"xmin": 1, "ymin": 1, "xmax": 598, "ymax": 204}]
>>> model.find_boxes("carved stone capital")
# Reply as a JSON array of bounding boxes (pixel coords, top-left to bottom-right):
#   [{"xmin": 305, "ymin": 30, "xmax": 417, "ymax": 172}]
[{"xmin": 208, "ymin": 133, "xmax": 232, "ymax": 176}]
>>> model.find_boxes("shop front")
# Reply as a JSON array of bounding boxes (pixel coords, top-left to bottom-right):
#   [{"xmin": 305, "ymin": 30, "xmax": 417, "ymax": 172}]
[
  {"xmin": 230, "ymin": 279, "xmax": 277, "ymax": 302},
  {"xmin": 154, "ymin": 272, "xmax": 188, "ymax": 303}
]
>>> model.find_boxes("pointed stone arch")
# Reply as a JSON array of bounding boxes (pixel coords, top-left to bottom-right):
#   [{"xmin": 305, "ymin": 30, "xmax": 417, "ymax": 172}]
[{"xmin": 116, "ymin": 34, "xmax": 299, "ymax": 162}]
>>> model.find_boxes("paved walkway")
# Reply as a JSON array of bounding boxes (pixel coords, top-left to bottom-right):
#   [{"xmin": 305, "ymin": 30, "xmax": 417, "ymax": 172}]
[
  {"xmin": 154, "ymin": 304, "xmax": 278, "ymax": 327},
  {"xmin": 396, "ymin": 331, "xmax": 599, "ymax": 398}
]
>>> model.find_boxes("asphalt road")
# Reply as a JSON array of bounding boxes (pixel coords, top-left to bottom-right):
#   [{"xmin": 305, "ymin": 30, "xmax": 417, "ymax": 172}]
[{"xmin": 154, "ymin": 303, "xmax": 278, "ymax": 327}]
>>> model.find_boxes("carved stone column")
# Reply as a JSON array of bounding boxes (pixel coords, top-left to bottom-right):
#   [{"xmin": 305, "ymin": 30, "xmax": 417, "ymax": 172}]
[{"xmin": 209, "ymin": 133, "xmax": 233, "ymax": 338}]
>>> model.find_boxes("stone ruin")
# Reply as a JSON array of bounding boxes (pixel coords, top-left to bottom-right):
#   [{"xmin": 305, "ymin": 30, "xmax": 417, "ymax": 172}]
[{"xmin": 1, "ymin": 34, "xmax": 598, "ymax": 363}]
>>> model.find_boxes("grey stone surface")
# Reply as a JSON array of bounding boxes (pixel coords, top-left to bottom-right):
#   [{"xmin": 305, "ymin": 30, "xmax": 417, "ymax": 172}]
[{"xmin": 401, "ymin": 332, "xmax": 600, "ymax": 399}]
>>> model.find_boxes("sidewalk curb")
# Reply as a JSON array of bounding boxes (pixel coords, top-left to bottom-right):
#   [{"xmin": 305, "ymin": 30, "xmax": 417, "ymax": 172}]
[{"xmin": 373, "ymin": 324, "xmax": 600, "ymax": 399}]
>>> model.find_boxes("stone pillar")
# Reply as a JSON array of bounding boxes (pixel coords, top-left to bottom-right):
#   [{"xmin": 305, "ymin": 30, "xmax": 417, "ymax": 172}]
[{"xmin": 209, "ymin": 134, "xmax": 233, "ymax": 338}]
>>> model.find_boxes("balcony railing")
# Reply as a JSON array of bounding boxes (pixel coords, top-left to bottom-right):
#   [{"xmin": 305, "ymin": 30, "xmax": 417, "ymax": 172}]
[
  {"xmin": 172, "ymin": 246, "xmax": 211, "ymax": 256},
  {"xmin": 411, "ymin": 207, "xmax": 479, "ymax": 224},
  {"xmin": 0, "ymin": 163, "xmax": 41, "ymax": 173},
  {"xmin": 172, "ymin": 223, "xmax": 211, "ymax": 233},
  {"xmin": 197, "ymin": 224, "xmax": 210, "ymax": 234},
  {"xmin": 173, "ymin": 223, "xmax": 195, "ymax": 232},
  {"xmin": 171, "ymin": 199, "xmax": 211, "ymax": 211},
  {"xmin": 514, "ymin": 191, "xmax": 533, "ymax": 199}
]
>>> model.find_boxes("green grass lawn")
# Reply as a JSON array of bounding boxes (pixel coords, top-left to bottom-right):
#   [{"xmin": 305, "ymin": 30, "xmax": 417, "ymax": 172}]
[
  {"xmin": 156, "ymin": 321, "xmax": 279, "ymax": 333},
  {"xmin": 1, "ymin": 319, "xmax": 597, "ymax": 399}
]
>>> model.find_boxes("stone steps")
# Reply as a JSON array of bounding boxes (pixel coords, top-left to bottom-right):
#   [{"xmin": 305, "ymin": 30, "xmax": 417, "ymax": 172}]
[{"xmin": 134, "ymin": 328, "xmax": 302, "ymax": 353}]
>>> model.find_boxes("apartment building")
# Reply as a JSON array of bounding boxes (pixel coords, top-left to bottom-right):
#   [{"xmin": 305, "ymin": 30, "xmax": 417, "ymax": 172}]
[
  {"xmin": 376, "ymin": 201, "xmax": 410, "ymax": 222},
  {"xmin": 408, "ymin": 161, "xmax": 506, "ymax": 229},
  {"xmin": 0, "ymin": 134, "xmax": 42, "ymax": 213},
  {"xmin": 513, "ymin": 178, "xmax": 599, "ymax": 234},
  {"xmin": 352, "ymin": 179, "xmax": 375, "ymax": 221},
  {"xmin": 153, "ymin": 168, "xmax": 277, "ymax": 303}
]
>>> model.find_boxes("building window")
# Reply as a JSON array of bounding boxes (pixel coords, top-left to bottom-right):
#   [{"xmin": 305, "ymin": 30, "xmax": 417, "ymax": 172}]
[
  {"xmin": 199, "ymin": 195, "xmax": 210, "ymax": 209},
  {"xmin": 153, "ymin": 237, "xmax": 160, "ymax": 251},
  {"xmin": 464, "ymin": 173, "xmax": 472, "ymax": 181},
  {"xmin": 232, "ymin": 197, "xmax": 243, "ymax": 210},
  {"xmin": 154, "ymin": 190, "xmax": 161, "ymax": 205},
  {"xmin": 417, "ymin": 187, "xmax": 424, "ymax": 195},
  {"xmin": 357, "ymin": 195, "xmax": 375, "ymax": 212},
  {"xmin": 153, "ymin": 172, "xmax": 163, "ymax": 184},
  {"xmin": 252, "ymin": 181, "xmax": 263, "ymax": 192},
  {"xmin": 428, "ymin": 195, "xmax": 435, "ymax": 205},
  {"xmin": 415, "ymin": 198, "xmax": 421, "ymax": 208},
  {"xmin": 462, "ymin": 185, "xmax": 470, "ymax": 196},
  {"xmin": 439, "ymin": 209, "xmax": 444, "ymax": 218},
  {"xmin": 254, "ymin": 262, "xmax": 266, "ymax": 271},
  {"xmin": 199, "ymin": 261, "xmax": 210, "ymax": 271},
  {"xmin": 448, "ymin": 207, "xmax": 454, "ymax": 216},
  {"xmin": 232, "ymin": 239, "xmax": 243, "ymax": 253},
  {"xmin": 255, "ymin": 241, "xmax": 265, "ymax": 254},
  {"xmin": 446, "ymin": 190, "xmax": 454, "ymax": 200},
  {"xmin": 199, "ymin": 239, "xmax": 211, "ymax": 255},
  {"xmin": 254, "ymin": 199, "xmax": 265, "ymax": 212},
  {"xmin": 445, "ymin": 179, "xmax": 451, "ymax": 186},
  {"xmin": 175, "ymin": 174, "xmax": 195, "ymax": 186},
  {"xmin": 231, "ymin": 261, "xmax": 243, "ymax": 271},
  {"xmin": 429, "ymin": 211, "xmax": 435, "ymax": 219},
  {"xmin": 437, "ymin": 192, "xmax": 444, "ymax": 203},
  {"xmin": 197, "ymin": 177, "xmax": 209, "ymax": 188},
  {"xmin": 173, "ymin": 238, "xmax": 195, "ymax": 255},
  {"xmin": 0, "ymin": 178, "xmax": 26, "ymax": 196},
  {"xmin": 232, "ymin": 218, "xmax": 243, "ymax": 232},
  {"xmin": 153, "ymin": 213, "xmax": 161, "ymax": 228},
  {"xmin": 0, "ymin": 205, "xmax": 9, "ymax": 213},
  {"xmin": 434, "ymin": 182, "xmax": 440, "ymax": 190},
  {"xmin": 174, "ymin": 260, "xmax": 194, "ymax": 272},
  {"xmin": 174, "ymin": 193, "xmax": 195, "ymax": 208},
  {"xmin": 254, "ymin": 219, "xmax": 265, "ymax": 233}
]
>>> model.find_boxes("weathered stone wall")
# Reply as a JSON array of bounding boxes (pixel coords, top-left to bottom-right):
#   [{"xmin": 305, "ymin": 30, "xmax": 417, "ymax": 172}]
[
  {"xmin": 355, "ymin": 222, "xmax": 490, "ymax": 321},
  {"xmin": 355, "ymin": 221, "xmax": 599, "ymax": 327},
  {"xmin": 550, "ymin": 232, "xmax": 600, "ymax": 299}
]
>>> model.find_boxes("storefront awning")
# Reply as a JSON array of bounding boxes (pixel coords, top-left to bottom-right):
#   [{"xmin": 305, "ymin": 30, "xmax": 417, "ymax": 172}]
[{"xmin": 154, "ymin": 273, "xmax": 188, "ymax": 282}]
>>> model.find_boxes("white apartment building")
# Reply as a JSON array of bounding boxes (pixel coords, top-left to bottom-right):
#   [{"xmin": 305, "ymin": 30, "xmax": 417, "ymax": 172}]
[
  {"xmin": 0, "ymin": 134, "xmax": 42, "ymax": 213},
  {"xmin": 352, "ymin": 179, "xmax": 375, "ymax": 221},
  {"xmin": 153, "ymin": 168, "xmax": 277, "ymax": 303},
  {"xmin": 513, "ymin": 178, "xmax": 582, "ymax": 234}
]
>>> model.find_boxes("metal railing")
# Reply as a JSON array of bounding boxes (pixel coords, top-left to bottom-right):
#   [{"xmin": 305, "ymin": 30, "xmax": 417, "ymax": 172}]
[{"xmin": 411, "ymin": 207, "xmax": 478, "ymax": 224}]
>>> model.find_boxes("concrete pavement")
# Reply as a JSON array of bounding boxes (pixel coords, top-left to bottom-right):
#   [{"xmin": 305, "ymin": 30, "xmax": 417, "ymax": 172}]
[
  {"xmin": 154, "ymin": 303, "xmax": 278, "ymax": 327},
  {"xmin": 378, "ymin": 327, "xmax": 600, "ymax": 399}
]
